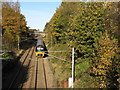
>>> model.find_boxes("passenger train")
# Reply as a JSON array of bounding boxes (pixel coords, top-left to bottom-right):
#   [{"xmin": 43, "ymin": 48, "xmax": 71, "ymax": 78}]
[{"xmin": 35, "ymin": 39, "xmax": 48, "ymax": 58}]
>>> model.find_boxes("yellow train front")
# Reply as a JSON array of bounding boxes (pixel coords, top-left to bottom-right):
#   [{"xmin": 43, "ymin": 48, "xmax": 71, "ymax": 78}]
[{"xmin": 35, "ymin": 40, "xmax": 46, "ymax": 58}]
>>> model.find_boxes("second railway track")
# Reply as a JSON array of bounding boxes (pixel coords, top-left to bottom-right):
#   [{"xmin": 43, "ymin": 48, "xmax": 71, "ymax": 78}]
[{"xmin": 8, "ymin": 46, "xmax": 35, "ymax": 89}]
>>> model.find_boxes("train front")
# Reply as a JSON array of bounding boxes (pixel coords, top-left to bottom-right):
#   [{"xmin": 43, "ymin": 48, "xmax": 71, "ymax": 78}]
[
  {"xmin": 36, "ymin": 45, "xmax": 45, "ymax": 57},
  {"xmin": 35, "ymin": 37, "xmax": 46, "ymax": 57}
]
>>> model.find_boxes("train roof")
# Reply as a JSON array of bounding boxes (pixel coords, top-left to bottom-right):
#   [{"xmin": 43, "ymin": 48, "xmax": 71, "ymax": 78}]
[{"xmin": 36, "ymin": 40, "xmax": 44, "ymax": 46}]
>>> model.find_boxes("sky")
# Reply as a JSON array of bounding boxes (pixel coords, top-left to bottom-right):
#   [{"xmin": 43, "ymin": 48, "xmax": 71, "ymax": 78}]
[{"xmin": 20, "ymin": 2, "xmax": 61, "ymax": 31}]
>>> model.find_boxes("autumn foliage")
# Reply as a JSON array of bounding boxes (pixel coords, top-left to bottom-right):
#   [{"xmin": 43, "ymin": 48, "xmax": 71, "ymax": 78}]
[
  {"xmin": 44, "ymin": 1, "xmax": 120, "ymax": 88},
  {"xmin": 2, "ymin": 2, "xmax": 28, "ymax": 52}
]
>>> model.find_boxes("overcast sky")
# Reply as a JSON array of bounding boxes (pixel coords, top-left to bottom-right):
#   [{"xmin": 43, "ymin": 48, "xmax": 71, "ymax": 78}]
[{"xmin": 20, "ymin": 2, "xmax": 61, "ymax": 31}]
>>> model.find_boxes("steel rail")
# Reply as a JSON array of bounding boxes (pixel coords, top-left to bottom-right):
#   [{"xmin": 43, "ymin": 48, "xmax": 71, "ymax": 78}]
[
  {"xmin": 35, "ymin": 58, "xmax": 47, "ymax": 89},
  {"xmin": 35, "ymin": 57, "xmax": 38, "ymax": 90},
  {"xmin": 42, "ymin": 59, "xmax": 47, "ymax": 89},
  {"xmin": 20, "ymin": 47, "xmax": 35, "ymax": 89}
]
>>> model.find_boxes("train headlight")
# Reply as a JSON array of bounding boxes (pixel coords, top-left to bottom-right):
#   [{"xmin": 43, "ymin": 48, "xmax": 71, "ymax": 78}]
[
  {"xmin": 37, "ymin": 47, "xmax": 44, "ymax": 51},
  {"xmin": 40, "ymin": 48, "xmax": 44, "ymax": 50},
  {"xmin": 37, "ymin": 47, "xmax": 40, "ymax": 51}
]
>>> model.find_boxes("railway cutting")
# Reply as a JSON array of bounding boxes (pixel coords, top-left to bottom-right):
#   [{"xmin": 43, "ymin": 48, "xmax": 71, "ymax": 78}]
[{"xmin": 3, "ymin": 45, "xmax": 56, "ymax": 89}]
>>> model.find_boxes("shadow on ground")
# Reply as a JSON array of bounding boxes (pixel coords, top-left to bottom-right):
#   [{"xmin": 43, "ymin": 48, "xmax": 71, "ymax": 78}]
[
  {"xmin": 2, "ymin": 55, "xmax": 30, "ymax": 89},
  {"xmin": 2, "ymin": 39, "xmax": 37, "ymax": 89}
]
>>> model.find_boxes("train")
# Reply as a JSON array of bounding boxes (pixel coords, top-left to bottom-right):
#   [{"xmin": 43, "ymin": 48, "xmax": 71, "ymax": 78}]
[{"xmin": 35, "ymin": 39, "xmax": 48, "ymax": 58}]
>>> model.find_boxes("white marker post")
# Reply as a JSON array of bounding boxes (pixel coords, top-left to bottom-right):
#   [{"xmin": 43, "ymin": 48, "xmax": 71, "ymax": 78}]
[
  {"xmin": 68, "ymin": 77, "xmax": 72, "ymax": 87},
  {"xmin": 18, "ymin": 36, "xmax": 20, "ymax": 50},
  {"xmin": 71, "ymin": 48, "xmax": 74, "ymax": 88}
]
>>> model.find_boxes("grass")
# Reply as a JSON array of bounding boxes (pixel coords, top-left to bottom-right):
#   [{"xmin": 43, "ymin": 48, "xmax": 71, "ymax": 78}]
[
  {"xmin": 48, "ymin": 43, "xmax": 71, "ymax": 87},
  {"xmin": 2, "ymin": 52, "xmax": 16, "ymax": 59},
  {"xmin": 47, "ymin": 43, "xmax": 97, "ymax": 88}
]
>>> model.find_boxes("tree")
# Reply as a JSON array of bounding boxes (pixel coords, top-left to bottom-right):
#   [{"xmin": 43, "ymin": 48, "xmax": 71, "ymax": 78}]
[
  {"xmin": 2, "ymin": 2, "xmax": 28, "ymax": 52},
  {"xmin": 44, "ymin": 1, "xmax": 120, "ymax": 88}
]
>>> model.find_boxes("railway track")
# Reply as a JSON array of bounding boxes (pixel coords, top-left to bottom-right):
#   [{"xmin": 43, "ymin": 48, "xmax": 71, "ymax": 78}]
[
  {"xmin": 8, "ymin": 47, "xmax": 35, "ymax": 89},
  {"xmin": 42, "ymin": 59, "xmax": 48, "ymax": 89},
  {"xmin": 7, "ymin": 47, "xmax": 48, "ymax": 89},
  {"xmin": 21, "ymin": 53, "xmax": 48, "ymax": 89},
  {"xmin": 35, "ymin": 58, "xmax": 47, "ymax": 89},
  {"xmin": 19, "ymin": 46, "xmax": 35, "ymax": 89}
]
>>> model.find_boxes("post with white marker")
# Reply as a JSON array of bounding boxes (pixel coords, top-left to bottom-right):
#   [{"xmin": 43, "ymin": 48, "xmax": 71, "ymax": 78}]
[
  {"xmin": 18, "ymin": 35, "xmax": 20, "ymax": 50},
  {"xmin": 71, "ymin": 48, "xmax": 74, "ymax": 88}
]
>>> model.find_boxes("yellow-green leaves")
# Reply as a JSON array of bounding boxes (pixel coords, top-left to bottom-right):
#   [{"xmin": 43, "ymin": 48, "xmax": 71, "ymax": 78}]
[{"xmin": 44, "ymin": 1, "xmax": 119, "ymax": 88}]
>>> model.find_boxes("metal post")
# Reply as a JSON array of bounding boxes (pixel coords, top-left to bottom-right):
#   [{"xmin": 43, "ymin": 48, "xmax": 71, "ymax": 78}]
[
  {"xmin": 18, "ymin": 36, "xmax": 20, "ymax": 50},
  {"xmin": 72, "ymin": 48, "xmax": 74, "ymax": 88}
]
